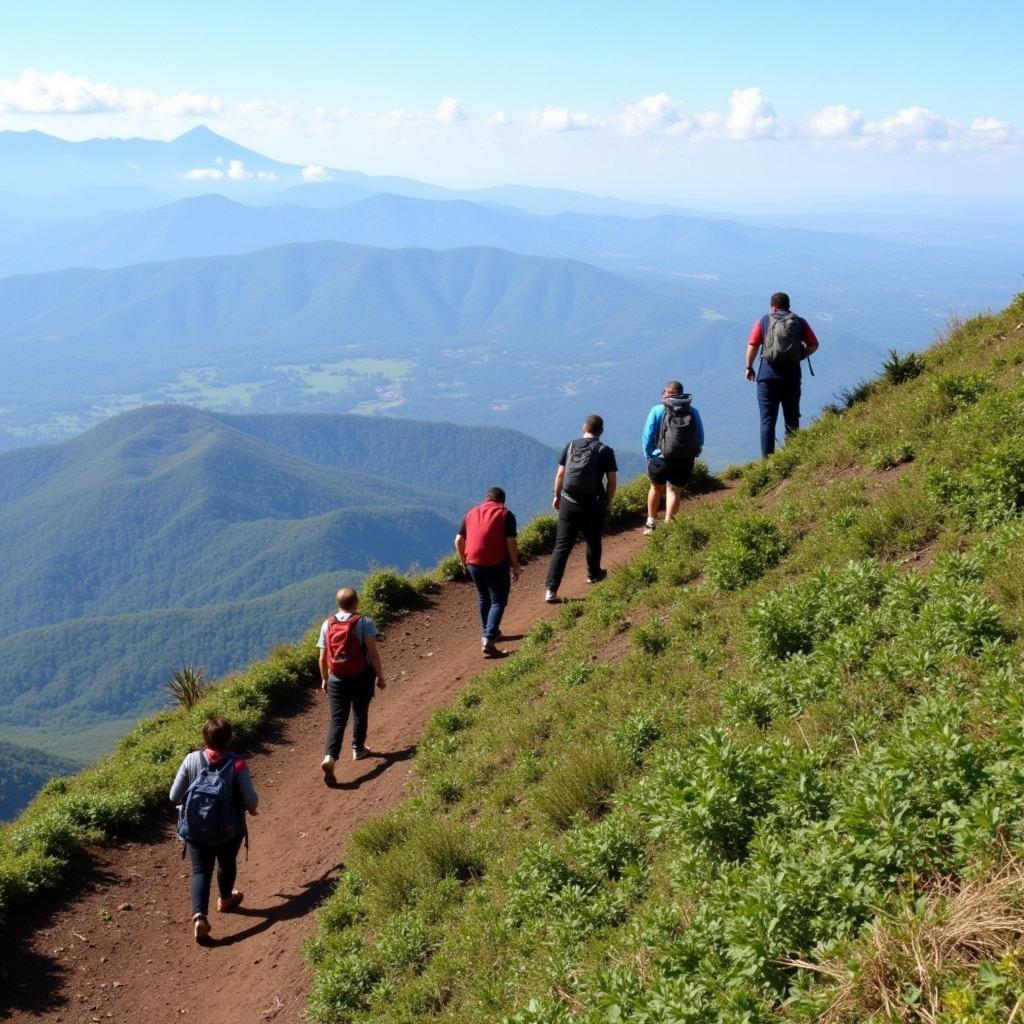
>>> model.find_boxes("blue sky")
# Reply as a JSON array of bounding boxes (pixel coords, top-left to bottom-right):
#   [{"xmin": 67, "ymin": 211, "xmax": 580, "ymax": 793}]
[{"xmin": 2, "ymin": 0, "xmax": 1022, "ymax": 202}]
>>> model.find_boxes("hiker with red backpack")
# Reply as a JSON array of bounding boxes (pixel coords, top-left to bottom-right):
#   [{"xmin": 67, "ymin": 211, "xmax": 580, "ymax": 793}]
[
  {"xmin": 545, "ymin": 414, "xmax": 618, "ymax": 603},
  {"xmin": 642, "ymin": 380, "xmax": 704, "ymax": 535},
  {"xmin": 319, "ymin": 587, "xmax": 386, "ymax": 783},
  {"xmin": 745, "ymin": 291, "xmax": 820, "ymax": 457},
  {"xmin": 455, "ymin": 486, "xmax": 521, "ymax": 658},
  {"xmin": 170, "ymin": 716, "xmax": 259, "ymax": 944}
]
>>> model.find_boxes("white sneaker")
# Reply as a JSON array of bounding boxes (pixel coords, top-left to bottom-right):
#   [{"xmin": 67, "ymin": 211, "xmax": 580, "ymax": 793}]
[
  {"xmin": 321, "ymin": 755, "xmax": 336, "ymax": 785},
  {"xmin": 643, "ymin": 519, "xmax": 656, "ymax": 536},
  {"xmin": 545, "ymin": 589, "xmax": 559, "ymax": 603}
]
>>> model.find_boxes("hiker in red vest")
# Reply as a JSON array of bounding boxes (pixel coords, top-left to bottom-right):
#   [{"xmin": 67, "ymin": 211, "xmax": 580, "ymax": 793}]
[
  {"xmin": 318, "ymin": 587, "xmax": 386, "ymax": 784},
  {"xmin": 455, "ymin": 486, "xmax": 521, "ymax": 658}
]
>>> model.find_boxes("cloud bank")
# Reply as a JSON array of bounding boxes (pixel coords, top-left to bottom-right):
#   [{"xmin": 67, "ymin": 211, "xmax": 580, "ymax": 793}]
[{"xmin": 0, "ymin": 69, "xmax": 221, "ymax": 117}]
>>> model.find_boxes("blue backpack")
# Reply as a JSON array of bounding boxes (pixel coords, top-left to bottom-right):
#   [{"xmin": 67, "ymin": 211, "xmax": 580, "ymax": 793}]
[{"xmin": 177, "ymin": 753, "xmax": 239, "ymax": 846}]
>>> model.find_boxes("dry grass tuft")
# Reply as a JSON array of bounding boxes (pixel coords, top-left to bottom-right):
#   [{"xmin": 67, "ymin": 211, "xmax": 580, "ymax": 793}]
[{"xmin": 785, "ymin": 861, "xmax": 1024, "ymax": 1023}]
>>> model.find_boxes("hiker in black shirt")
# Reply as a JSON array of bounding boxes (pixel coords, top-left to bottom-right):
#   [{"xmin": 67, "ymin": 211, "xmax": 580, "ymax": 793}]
[{"xmin": 545, "ymin": 414, "xmax": 617, "ymax": 602}]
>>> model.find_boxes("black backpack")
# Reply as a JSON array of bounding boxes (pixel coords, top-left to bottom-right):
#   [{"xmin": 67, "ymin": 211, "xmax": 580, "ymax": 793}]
[
  {"xmin": 563, "ymin": 438, "xmax": 604, "ymax": 499},
  {"xmin": 659, "ymin": 401, "xmax": 699, "ymax": 460}
]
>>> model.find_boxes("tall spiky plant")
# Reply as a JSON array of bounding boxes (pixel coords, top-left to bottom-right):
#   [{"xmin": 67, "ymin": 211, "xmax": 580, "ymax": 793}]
[{"xmin": 165, "ymin": 665, "xmax": 210, "ymax": 710}]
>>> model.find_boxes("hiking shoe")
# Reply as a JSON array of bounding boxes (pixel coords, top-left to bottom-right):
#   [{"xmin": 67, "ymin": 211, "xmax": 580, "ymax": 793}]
[
  {"xmin": 217, "ymin": 890, "xmax": 243, "ymax": 913},
  {"xmin": 587, "ymin": 569, "xmax": 608, "ymax": 584},
  {"xmin": 352, "ymin": 748, "xmax": 369, "ymax": 761},
  {"xmin": 643, "ymin": 519, "xmax": 656, "ymax": 536},
  {"xmin": 321, "ymin": 755, "xmax": 337, "ymax": 785},
  {"xmin": 545, "ymin": 588, "xmax": 559, "ymax": 603},
  {"xmin": 482, "ymin": 642, "xmax": 505, "ymax": 658},
  {"xmin": 193, "ymin": 913, "xmax": 211, "ymax": 943}
]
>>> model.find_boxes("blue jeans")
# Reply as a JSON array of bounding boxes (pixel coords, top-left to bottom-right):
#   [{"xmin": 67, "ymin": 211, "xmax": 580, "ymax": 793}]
[
  {"xmin": 757, "ymin": 377, "xmax": 801, "ymax": 457},
  {"xmin": 467, "ymin": 562, "xmax": 511, "ymax": 641}
]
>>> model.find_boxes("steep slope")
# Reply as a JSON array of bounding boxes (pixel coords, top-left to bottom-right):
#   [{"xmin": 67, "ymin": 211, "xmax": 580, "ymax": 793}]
[{"xmin": 290, "ymin": 295, "xmax": 1024, "ymax": 1023}]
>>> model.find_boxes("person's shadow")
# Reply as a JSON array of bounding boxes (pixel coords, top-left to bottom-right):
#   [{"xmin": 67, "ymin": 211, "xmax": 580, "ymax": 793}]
[
  {"xmin": 327, "ymin": 744, "xmax": 417, "ymax": 791},
  {"xmin": 208, "ymin": 864, "xmax": 340, "ymax": 946}
]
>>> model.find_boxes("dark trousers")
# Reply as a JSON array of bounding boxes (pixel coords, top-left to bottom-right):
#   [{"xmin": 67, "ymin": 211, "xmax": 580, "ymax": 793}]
[
  {"xmin": 188, "ymin": 831, "xmax": 244, "ymax": 916},
  {"xmin": 757, "ymin": 377, "xmax": 801, "ymax": 457},
  {"xmin": 467, "ymin": 562, "xmax": 511, "ymax": 640},
  {"xmin": 546, "ymin": 498, "xmax": 605, "ymax": 591},
  {"xmin": 324, "ymin": 671, "xmax": 374, "ymax": 758}
]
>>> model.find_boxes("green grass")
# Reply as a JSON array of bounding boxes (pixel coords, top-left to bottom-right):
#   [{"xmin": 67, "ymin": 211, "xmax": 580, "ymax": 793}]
[{"xmin": 301, "ymin": 293, "xmax": 1024, "ymax": 1024}]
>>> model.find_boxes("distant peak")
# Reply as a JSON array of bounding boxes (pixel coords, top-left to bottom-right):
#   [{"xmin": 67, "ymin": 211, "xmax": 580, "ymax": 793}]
[{"xmin": 173, "ymin": 124, "xmax": 224, "ymax": 143}]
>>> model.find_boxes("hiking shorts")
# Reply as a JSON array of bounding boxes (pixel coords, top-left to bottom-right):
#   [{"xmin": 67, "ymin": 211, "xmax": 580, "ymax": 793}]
[{"xmin": 647, "ymin": 456, "xmax": 694, "ymax": 488}]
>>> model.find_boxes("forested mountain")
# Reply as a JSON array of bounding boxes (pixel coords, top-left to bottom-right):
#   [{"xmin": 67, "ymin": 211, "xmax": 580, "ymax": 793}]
[
  {"xmin": 1, "ymin": 236, "xmax": 1005, "ymax": 463},
  {"xmin": 0, "ymin": 405, "xmax": 557, "ymax": 768},
  {"xmin": 0, "ymin": 739, "xmax": 76, "ymax": 821}
]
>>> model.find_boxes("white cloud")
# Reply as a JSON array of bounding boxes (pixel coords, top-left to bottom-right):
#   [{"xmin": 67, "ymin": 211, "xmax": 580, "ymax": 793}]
[
  {"xmin": 618, "ymin": 92, "xmax": 693, "ymax": 137},
  {"xmin": 485, "ymin": 110, "xmax": 511, "ymax": 128},
  {"xmin": 0, "ymin": 68, "xmax": 222, "ymax": 117},
  {"xmin": 0, "ymin": 68, "xmax": 154, "ymax": 114},
  {"xmin": 865, "ymin": 106, "xmax": 952, "ymax": 141},
  {"xmin": 969, "ymin": 116, "xmax": 1021, "ymax": 145},
  {"xmin": 156, "ymin": 90, "xmax": 223, "ymax": 116},
  {"xmin": 301, "ymin": 163, "xmax": 329, "ymax": 182},
  {"xmin": 528, "ymin": 105, "xmax": 599, "ymax": 132},
  {"xmin": 435, "ymin": 96, "xmax": 466, "ymax": 124},
  {"xmin": 807, "ymin": 104, "xmax": 865, "ymax": 139},
  {"xmin": 183, "ymin": 167, "xmax": 224, "ymax": 181},
  {"xmin": 182, "ymin": 159, "xmax": 277, "ymax": 182},
  {"xmin": 725, "ymin": 87, "xmax": 785, "ymax": 139}
]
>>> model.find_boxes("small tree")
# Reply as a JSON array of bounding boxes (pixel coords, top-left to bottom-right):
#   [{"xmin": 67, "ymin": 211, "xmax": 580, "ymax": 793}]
[{"xmin": 165, "ymin": 665, "xmax": 210, "ymax": 710}]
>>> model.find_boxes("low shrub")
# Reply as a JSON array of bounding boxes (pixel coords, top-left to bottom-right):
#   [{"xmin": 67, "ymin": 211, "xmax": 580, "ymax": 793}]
[
  {"xmin": 705, "ymin": 516, "xmax": 787, "ymax": 591},
  {"xmin": 881, "ymin": 347, "xmax": 927, "ymax": 385},
  {"xmin": 361, "ymin": 569, "xmax": 419, "ymax": 621},
  {"xmin": 534, "ymin": 747, "xmax": 626, "ymax": 829}
]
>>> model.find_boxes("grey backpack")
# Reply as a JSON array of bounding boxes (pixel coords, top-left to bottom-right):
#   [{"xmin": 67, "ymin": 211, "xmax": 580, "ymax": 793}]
[{"xmin": 762, "ymin": 313, "xmax": 804, "ymax": 364}]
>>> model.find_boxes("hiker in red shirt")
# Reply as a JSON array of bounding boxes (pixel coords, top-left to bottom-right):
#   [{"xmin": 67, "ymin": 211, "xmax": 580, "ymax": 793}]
[
  {"xmin": 745, "ymin": 291, "xmax": 820, "ymax": 457},
  {"xmin": 455, "ymin": 487, "xmax": 521, "ymax": 658},
  {"xmin": 318, "ymin": 587, "xmax": 386, "ymax": 784}
]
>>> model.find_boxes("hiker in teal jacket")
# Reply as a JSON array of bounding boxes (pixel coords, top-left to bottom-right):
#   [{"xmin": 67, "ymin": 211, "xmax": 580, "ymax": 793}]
[{"xmin": 642, "ymin": 380, "xmax": 704, "ymax": 534}]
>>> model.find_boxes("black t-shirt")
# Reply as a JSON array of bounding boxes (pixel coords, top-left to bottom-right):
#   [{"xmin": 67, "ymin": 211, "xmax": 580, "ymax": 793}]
[{"xmin": 559, "ymin": 438, "xmax": 617, "ymax": 501}]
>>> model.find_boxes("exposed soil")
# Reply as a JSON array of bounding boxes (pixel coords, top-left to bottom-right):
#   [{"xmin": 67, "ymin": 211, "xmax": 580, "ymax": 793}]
[{"xmin": 3, "ymin": 524, "xmax": 653, "ymax": 1024}]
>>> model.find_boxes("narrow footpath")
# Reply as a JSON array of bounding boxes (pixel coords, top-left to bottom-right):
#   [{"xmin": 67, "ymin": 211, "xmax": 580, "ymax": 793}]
[{"xmin": 5, "ymin": 526, "xmax": 647, "ymax": 1024}]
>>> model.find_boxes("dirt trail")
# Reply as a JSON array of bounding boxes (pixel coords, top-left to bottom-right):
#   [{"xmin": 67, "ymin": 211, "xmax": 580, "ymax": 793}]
[{"xmin": 4, "ymin": 525, "xmax": 650, "ymax": 1024}]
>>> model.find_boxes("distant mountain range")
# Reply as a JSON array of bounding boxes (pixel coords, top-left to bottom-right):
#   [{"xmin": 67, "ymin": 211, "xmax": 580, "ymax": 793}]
[
  {"xmin": 0, "ymin": 125, "xmax": 681, "ymax": 218},
  {"xmin": 0, "ymin": 230, "xmax": 1017, "ymax": 462},
  {"xmin": 0, "ymin": 405, "xmax": 557, "ymax": 771},
  {"xmin": 0, "ymin": 191, "xmax": 988, "ymax": 288}
]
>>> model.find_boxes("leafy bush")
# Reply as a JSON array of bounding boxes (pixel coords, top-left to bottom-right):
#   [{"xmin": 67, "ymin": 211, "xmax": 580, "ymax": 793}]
[
  {"xmin": 935, "ymin": 371, "xmax": 993, "ymax": 406},
  {"xmin": 706, "ymin": 517, "xmax": 787, "ymax": 590},
  {"xmin": 361, "ymin": 569, "xmax": 419, "ymax": 621},
  {"xmin": 882, "ymin": 347, "xmax": 926, "ymax": 385},
  {"xmin": 518, "ymin": 515, "xmax": 558, "ymax": 559}
]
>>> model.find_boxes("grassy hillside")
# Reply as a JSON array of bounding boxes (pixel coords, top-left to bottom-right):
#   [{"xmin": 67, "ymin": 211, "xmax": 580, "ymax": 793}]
[
  {"xmin": 0, "ymin": 740, "xmax": 76, "ymax": 822},
  {"xmin": 301, "ymin": 295, "xmax": 1024, "ymax": 1022}
]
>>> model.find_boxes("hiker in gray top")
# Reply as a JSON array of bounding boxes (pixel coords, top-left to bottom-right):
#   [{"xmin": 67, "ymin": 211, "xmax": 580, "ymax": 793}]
[{"xmin": 169, "ymin": 716, "xmax": 259, "ymax": 944}]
